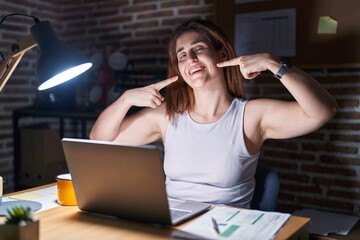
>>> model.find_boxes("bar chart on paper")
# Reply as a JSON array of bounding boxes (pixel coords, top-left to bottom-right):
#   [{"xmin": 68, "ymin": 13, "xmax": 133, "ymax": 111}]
[{"xmin": 182, "ymin": 206, "xmax": 290, "ymax": 240}]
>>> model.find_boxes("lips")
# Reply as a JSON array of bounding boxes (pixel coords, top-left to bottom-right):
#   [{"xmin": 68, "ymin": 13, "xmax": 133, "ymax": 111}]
[{"xmin": 189, "ymin": 65, "xmax": 205, "ymax": 75}]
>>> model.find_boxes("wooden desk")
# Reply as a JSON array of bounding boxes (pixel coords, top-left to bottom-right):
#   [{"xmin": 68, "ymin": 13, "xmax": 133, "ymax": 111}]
[{"xmin": 4, "ymin": 185, "xmax": 311, "ymax": 240}]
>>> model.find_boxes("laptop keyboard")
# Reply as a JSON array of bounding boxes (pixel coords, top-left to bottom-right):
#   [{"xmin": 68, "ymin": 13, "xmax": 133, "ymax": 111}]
[{"xmin": 170, "ymin": 209, "xmax": 190, "ymax": 220}]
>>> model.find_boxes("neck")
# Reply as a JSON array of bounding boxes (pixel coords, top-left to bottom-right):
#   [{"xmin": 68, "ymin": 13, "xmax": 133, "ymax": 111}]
[{"xmin": 190, "ymin": 91, "xmax": 234, "ymax": 123}]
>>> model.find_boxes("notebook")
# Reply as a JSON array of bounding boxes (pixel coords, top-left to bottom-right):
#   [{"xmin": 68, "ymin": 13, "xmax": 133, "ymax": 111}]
[{"xmin": 61, "ymin": 138, "xmax": 211, "ymax": 225}]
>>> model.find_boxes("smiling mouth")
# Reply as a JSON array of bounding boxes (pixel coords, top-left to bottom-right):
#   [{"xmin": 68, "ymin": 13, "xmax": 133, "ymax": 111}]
[{"xmin": 189, "ymin": 66, "xmax": 205, "ymax": 75}]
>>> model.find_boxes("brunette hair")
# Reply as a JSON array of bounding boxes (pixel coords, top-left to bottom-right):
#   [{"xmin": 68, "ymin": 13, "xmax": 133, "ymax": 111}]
[{"xmin": 165, "ymin": 19, "xmax": 245, "ymax": 120}]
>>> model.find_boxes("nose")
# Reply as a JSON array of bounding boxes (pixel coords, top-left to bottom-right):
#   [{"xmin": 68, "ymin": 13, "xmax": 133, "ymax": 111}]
[{"xmin": 188, "ymin": 50, "xmax": 198, "ymax": 62}]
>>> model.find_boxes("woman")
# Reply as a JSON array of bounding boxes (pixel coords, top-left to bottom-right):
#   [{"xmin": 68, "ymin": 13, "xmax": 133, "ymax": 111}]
[{"xmin": 90, "ymin": 19, "xmax": 338, "ymax": 208}]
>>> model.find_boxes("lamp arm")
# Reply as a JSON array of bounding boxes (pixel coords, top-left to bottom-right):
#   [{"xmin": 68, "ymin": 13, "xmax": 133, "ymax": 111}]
[{"xmin": 0, "ymin": 35, "xmax": 37, "ymax": 92}]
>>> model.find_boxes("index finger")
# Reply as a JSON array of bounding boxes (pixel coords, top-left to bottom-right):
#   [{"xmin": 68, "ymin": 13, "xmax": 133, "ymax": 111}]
[
  {"xmin": 154, "ymin": 76, "xmax": 178, "ymax": 90},
  {"xmin": 217, "ymin": 57, "xmax": 241, "ymax": 68}
]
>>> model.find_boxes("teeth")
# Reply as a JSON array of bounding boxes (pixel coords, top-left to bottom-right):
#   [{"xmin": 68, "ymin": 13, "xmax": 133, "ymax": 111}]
[{"xmin": 190, "ymin": 66, "xmax": 203, "ymax": 75}]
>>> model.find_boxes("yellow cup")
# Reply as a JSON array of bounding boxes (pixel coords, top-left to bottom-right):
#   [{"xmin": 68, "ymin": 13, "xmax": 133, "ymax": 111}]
[{"xmin": 56, "ymin": 173, "xmax": 77, "ymax": 206}]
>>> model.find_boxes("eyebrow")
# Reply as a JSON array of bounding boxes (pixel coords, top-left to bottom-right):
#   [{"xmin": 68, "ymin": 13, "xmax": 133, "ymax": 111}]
[{"xmin": 176, "ymin": 38, "xmax": 207, "ymax": 55}]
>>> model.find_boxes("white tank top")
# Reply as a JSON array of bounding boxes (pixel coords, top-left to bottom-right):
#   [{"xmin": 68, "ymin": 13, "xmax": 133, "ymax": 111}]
[{"xmin": 164, "ymin": 98, "xmax": 260, "ymax": 208}]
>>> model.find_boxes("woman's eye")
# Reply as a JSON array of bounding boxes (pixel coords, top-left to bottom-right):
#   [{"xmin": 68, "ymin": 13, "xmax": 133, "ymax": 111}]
[
  {"xmin": 195, "ymin": 46, "xmax": 205, "ymax": 52},
  {"xmin": 178, "ymin": 54, "xmax": 186, "ymax": 61}
]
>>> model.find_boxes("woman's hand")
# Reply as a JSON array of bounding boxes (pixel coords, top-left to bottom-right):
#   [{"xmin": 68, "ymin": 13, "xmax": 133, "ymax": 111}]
[
  {"xmin": 122, "ymin": 76, "xmax": 178, "ymax": 109},
  {"xmin": 90, "ymin": 76, "xmax": 178, "ymax": 142},
  {"xmin": 217, "ymin": 53, "xmax": 279, "ymax": 79}
]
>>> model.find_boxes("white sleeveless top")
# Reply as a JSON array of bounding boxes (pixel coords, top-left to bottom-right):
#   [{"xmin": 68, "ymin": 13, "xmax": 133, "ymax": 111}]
[{"xmin": 164, "ymin": 98, "xmax": 260, "ymax": 208}]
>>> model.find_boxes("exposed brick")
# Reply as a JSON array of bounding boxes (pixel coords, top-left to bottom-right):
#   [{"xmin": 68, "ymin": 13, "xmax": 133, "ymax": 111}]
[
  {"xmin": 137, "ymin": 10, "xmax": 173, "ymax": 20},
  {"xmin": 263, "ymin": 139, "xmax": 298, "ymax": 151},
  {"xmin": 122, "ymin": 4, "xmax": 157, "ymax": 14},
  {"xmin": 298, "ymin": 132, "xmax": 325, "ymax": 141},
  {"xmin": 0, "ymin": 23, "xmax": 28, "ymax": 32},
  {"xmin": 316, "ymin": 76, "xmax": 360, "ymax": 84},
  {"xmin": 98, "ymin": 0, "xmax": 128, "ymax": 9},
  {"xmin": 178, "ymin": 6, "xmax": 214, "ymax": 15},
  {"xmin": 0, "ymin": 3, "xmax": 25, "ymax": 13},
  {"xmin": 122, "ymin": 38, "xmax": 161, "ymax": 47},
  {"xmin": 336, "ymin": 99, "xmax": 359, "ymax": 108},
  {"xmin": 278, "ymin": 191, "xmax": 296, "ymax": 202},
  {"xmin": 98, "ymin": 32, "xmax": 132, "ymax": 42},
  {"xmin": 281, "ymin": 183, "xmax": 322, "ymax": 195},
  {"xmin": 264, "ymin": 150, "xmax": 315, "ymax": 162},
  {"xmin": 298, "ymin": 196, "xmax": 354, "ymax": 213},
  {"xmin": 162, "ymin": 17, "xmax": 196, "ymax": 26},
  {"xmin": 314, "ymin": 177, "xmax": 360, "ymax": 188},
  {"xmin": 135, "ymin": 28, "xmax": 173, "ymax": 37},
  {"xmin": 88, "ymin": 10, "xmax": 119, "ymax": 18},
  {"xmin": 61, "ymin": 5, "xmax": 94, "ymax": 14},
  {"xmin": 330, "ymin": 87, "xmax": 360, "ymax": 95},
  {"xmin": 87, "ymin": 26, "xmax": 119, "ymax": 35},
  {"xmin": 100, "ymin": 16, "xmax": 133, "ymax": 25},
  {"xmin": 302, "ymin": 143, "xmax": 358, "ymax": 154},
  {"xmin": 327, "ymin": 122, "xmax": 360, "ymax": 131},
  {"xmin": 335, "ymin": 112, "xmax": 360, "ymax": 120},
  {"xmin": 301, "ymin": 164, "xmax": 357, "ymax": 177},
  {"xmin": 123, "ymin": 20, "xmax": 158, "ymax": 30},
  {"xmin": 330, "ymin": 134, "xmax": 360, "ymax": 142},
  {"xmin": 328, "ymin": 189, "xmax": 360, "ymax": 200},
  {"xmin": 263, "ymin": 87, "xmax": 292, "ymax": 95},
  {"xmin": 161, "ymin": 0, "xmax": 200, "ymax": 8},
  {"xmin": 278, "ymin": 172, "xmax": 310, "ymax": 183},
  {"xmin": 320, "ymin": 155, "xmax": 360, "ymax": 166}
]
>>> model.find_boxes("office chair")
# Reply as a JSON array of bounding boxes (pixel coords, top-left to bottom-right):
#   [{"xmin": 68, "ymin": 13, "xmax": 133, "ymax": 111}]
[{"xmin": 251, "ymin": 166, "xmax": 279, "ymax": 211}]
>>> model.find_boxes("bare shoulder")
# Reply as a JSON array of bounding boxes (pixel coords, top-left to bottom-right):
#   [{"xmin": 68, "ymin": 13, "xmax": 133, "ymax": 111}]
[
  {"xmin": 245, "ymin": 98, "xmax": 286, "ymax": 116},
  {"xmin": 245, "ymin": 99, "xmax": 268, "ymax": 118},
  {"xmin": 117, "ymin": 103, "xmax": 169, "ymax": 144}
]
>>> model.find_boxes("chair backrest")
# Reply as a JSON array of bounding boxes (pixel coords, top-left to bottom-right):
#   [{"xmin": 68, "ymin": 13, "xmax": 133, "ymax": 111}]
[{"xmin": 251, "ymin": 166, "xmax": 279, "ymax": 211}]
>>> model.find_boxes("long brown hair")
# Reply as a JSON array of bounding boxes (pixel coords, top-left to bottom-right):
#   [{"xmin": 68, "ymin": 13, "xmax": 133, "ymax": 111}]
[{"xmin": 165, "ymin": 19, "xmax": 245, "ymax": 120}]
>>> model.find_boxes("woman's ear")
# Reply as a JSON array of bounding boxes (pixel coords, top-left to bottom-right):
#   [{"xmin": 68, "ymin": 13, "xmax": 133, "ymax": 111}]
[{"xmin": 219, "ymin": 48, "xmax": 228, "ymax": 61}]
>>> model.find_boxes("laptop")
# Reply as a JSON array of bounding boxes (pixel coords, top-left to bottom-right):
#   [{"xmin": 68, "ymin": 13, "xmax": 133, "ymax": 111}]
[{"xmin": 61, "ymin": 138, "xmax": 211, "ymax": 225}]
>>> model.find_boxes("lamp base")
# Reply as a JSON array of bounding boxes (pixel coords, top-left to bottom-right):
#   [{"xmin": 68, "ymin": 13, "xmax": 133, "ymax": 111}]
[{"xmin": 0, "ymin": 200, "xmax": 42, "ymax": 216}]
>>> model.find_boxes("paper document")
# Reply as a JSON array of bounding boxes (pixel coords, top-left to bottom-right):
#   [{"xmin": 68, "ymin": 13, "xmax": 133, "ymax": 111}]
[
  {"xmin": 3, "ymin": 186, "xmax": 58, "ymax": 212},
  {"xmin": 317, "ymin": 16, "xmax": 338, "ymax": 34},
  {"xmin": 182, "ymin": 206, "xmax": 290, "ymax": 240},
  {"xmin": 234, "ymin": 8, "xmax": 296, "ymax": 57},
  {"xmin": 294, "ymin": 208, "xmax": 359, "ymax": 236}
]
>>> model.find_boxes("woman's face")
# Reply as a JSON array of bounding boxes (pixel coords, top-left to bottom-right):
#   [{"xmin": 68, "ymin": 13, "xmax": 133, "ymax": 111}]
[{"xmin": 175, "ymin": 31, "xmax": 225, "ymax": 89}]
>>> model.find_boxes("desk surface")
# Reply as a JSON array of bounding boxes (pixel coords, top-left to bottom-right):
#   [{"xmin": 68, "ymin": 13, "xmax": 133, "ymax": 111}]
[{"xmin": 4, "ymin": 184, "xmax": 311, "ymax": 240}]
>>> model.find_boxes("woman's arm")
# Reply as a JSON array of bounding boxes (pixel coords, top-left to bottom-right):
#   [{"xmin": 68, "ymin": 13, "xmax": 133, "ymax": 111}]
[
  {"xmin": 89, "ymin": 76, "xmax": 178, "ymax": 144},
  {"xmin": 217, "ymin": 53, "xmax": 338, "ymax": 142}
]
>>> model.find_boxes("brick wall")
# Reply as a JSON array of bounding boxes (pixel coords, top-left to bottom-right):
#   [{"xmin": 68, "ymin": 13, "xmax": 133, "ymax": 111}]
[{"xmin": 1, "ymin": 0, "xmax": 359, "ymax": 216}]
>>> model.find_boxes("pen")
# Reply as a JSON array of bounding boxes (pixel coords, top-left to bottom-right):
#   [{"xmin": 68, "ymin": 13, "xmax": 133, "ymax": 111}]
[{"xmin": 211, "ymin": 217, "xmax": 220, "ymax": 234}]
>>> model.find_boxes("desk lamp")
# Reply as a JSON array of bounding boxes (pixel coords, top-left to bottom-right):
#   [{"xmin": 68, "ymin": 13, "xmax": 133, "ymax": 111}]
[
  {"xmin": 0, "ymin": 13, "xmax": 92, "ymax": 215},
  {"xmin": 0, "ymin": 13, "xmax": 92, "ymax": 92}
]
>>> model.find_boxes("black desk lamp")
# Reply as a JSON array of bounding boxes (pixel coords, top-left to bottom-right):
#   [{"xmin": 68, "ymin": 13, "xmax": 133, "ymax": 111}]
[
  {"xmin": 0, "ymin": 13, "xmax": 92, "ymax": 215},
  {"xmin": 0, "ymin": 13, "xmax": 92, "ymax": 91}
]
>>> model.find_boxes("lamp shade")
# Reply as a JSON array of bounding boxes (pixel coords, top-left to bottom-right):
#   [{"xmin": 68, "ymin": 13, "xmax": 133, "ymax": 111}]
[{"xmin": 30, "ymin": 21, "xmax": 92, "ymax": 90}]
